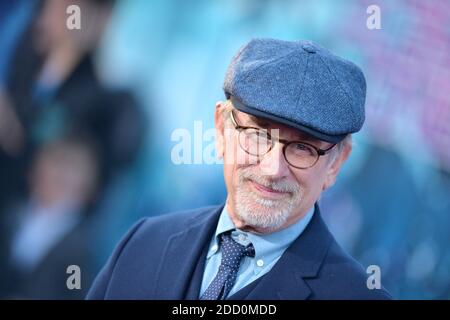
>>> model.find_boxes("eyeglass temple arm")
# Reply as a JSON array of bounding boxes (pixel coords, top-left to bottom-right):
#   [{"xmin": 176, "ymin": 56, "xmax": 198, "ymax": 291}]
[{"xmin": 317, "ymin": 144, "xmax": 337, "ymax": 156}]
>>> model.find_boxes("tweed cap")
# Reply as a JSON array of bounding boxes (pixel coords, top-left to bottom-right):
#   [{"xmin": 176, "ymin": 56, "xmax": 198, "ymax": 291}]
[{"xmin": 223, "ymin": 38, "xmax": 366, "ymax": 143}]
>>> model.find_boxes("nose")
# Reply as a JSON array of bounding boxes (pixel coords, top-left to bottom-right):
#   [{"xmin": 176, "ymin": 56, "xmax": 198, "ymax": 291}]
[{"xmin": 258, "ymin": 141, "xmax": 290, "ymax": 178}]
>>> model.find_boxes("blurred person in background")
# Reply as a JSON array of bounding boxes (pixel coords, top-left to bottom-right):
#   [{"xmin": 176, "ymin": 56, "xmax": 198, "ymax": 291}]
[
  {"xmin": 0, "ymin": 0, "xmax": 147, "ymax": 298},
  {"xmin": 0, "ymin": 0, "xmax": 146, "ymax": 297},
  {"xmin": 0, "ymin": 0, "xmax": 145, "ymax": 205},
  {"xmin": 0, "ymin": 0, "xmax": 39, "ymax": 274},
  {"xmin": 0, "ymin": 135, "xmax": 99, "ymax": 299}
]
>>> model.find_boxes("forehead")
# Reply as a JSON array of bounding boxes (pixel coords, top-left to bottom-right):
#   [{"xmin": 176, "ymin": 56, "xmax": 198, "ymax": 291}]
[{"xmin": 233, "ymin": 108, "xmax": 327, "ymax": 145}]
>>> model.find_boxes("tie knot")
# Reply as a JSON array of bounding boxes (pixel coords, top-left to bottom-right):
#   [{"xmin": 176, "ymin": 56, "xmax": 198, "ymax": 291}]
[
  {"xmin": 200, "ymin": 231, "xmax": 255, "ymax": 300},
  {"xmin": 219, "ymin": 232, "xmax": 255, "ymax": 267}
]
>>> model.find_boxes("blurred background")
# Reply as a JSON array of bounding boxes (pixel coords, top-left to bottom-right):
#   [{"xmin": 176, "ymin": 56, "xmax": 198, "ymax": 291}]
[{"xmin": 0, "ymin": 0, "xmax": 448, "ymax": 299}]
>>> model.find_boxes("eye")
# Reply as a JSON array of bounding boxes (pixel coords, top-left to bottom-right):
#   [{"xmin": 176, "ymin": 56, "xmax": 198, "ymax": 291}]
[
  {"xmin": 294, "ymin": 143, "xmax": 307, "ymax": 150},
  {"xmin": 294, "ymin": 143, "xmax": 311, "ymax": 151},
  {"xmin": 289, "ymin": 143, "xmax": 316, "ymax": 156},
  {"xmin": 255, "ymin": 129, "xmax": 269, "ymax": 138}
]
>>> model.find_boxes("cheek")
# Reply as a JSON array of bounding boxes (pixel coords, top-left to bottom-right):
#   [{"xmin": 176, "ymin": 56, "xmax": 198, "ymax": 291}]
[
  {"xmin": 223, "ymin": 143, "xmax": 254, "ymax": 201},
  {"xmin": 292, "ymin": 167, "xmax": 327, "ymax": 198},
  {"xmin": 223, "ymin": 162, "xmax": 238, "ymax": 203}
]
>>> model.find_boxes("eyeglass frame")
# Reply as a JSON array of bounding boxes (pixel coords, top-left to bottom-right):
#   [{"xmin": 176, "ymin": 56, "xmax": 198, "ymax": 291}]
[{"xmin": 228, "ymin": 109, "xmax": 336, "ymax": 169}]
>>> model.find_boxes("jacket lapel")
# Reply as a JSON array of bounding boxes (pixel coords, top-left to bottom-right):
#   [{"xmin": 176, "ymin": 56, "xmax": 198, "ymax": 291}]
[
  {"xmin": 229, "ymin": 204, "xmax": 333, "ymax": 300},
  {"xmin": 152, "ymin": 205, "xmax": 223, "ymax": 299}
]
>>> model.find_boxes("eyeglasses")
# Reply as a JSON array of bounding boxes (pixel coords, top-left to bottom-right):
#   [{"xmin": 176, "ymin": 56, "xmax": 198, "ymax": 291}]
[{"xmin": 229, "ymin": 110, "xmax": 336, "ymax": 169}]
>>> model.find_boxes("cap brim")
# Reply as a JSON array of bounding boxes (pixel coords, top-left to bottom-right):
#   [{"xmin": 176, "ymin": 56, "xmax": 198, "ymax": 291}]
[{"xmin": 230, "ymin": 96, "xmax": 346, "ymax": 144}]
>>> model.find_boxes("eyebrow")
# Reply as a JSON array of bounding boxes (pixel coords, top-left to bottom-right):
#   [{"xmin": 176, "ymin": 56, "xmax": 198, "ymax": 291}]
[
  {"xmin": 233, "ymin": 111, "xmax": 269, "ymax": 128},
  {"xmin": 237, "ymin": 111, "xmax": 323, "ymax": 145},
  {"xmin": 246, "ymin": 115, "xmax": 309, "ymax": 139},
  {"xmin": 247, "ymin": 115, "xmax": 271, "ymax": 128}
]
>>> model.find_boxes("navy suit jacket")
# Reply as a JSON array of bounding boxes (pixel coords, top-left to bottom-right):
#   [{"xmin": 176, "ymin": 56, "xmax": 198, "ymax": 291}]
[{"xmin": 86, "ymin": 204, "xmax": 392, "ymax": 300}]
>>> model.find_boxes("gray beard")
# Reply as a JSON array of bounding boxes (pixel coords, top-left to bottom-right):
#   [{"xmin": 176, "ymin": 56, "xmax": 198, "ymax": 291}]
[{"xmin": 232, "ymin": 168, "xmax": 303, "ymax": 231}]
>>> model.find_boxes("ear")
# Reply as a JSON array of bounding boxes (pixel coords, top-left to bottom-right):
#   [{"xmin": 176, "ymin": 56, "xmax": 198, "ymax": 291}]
[
  {"xmin": 322, "ymin": 143, "xmax": 352, "ymax": 191},
  {"xmin": 215, "ymin": 101, "xmax": 225, "ymax": 159}
]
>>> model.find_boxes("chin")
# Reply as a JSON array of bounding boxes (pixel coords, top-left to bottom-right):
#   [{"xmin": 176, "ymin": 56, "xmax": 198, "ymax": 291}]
[{"xmin": 234, "ymin": 191, "xmax": 292, "ymax": 231}]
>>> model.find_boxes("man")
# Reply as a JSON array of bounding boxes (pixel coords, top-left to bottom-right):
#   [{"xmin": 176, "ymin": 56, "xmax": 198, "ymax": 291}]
[{"xmin": 87, "ymin": 38, "xmax": 392, "ymax": 300}]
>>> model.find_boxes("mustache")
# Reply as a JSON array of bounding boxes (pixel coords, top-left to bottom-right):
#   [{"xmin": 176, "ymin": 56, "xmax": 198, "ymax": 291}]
[{"xmin": 238, "ymin": 169, "xmax": 300, "ymax": 194}]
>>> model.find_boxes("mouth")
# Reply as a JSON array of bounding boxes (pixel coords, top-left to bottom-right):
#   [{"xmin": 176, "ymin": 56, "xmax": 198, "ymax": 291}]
[{"xmin": 248, "ymin": 179, "xmax": 290, "ymax": 199}]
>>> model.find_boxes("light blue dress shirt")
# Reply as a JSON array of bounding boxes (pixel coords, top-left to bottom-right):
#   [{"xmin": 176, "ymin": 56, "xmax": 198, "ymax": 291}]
[{"xmin": 200, "ymin": 205, "xmax": 315, "ymax": 298}]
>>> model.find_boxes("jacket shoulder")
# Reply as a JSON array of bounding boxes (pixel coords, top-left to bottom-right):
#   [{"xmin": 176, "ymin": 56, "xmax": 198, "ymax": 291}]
[
  {"xmin": 134, "ymin": 205, "xmax": 221, "ymax": 239},
  {"xmin": 86, "ymin": 205, "xmax": 222, "ymax": 299},
  {"xmin": 309, "ymin": 239, "xmax": 393, "ymax": 300}
]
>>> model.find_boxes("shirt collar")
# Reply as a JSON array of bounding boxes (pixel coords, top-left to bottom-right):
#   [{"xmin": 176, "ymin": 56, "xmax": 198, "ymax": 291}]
[{"xmin": 207, "ymin": 204, "xmax": 315, "ymax": 260}]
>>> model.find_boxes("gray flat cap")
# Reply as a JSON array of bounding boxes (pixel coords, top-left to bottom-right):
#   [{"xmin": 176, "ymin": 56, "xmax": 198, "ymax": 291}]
[{"xmin": 223, "ymin": 38, "xmax": 366, "ymax": 143}]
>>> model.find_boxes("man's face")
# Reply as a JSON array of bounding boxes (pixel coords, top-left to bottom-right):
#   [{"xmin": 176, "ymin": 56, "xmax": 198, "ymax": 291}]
[{"xmin": 215, "ymin": 101, "xmax": 351, "ymax": 234}]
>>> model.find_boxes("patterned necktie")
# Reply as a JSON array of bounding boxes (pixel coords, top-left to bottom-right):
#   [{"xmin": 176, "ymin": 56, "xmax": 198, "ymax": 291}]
[{"xmin": 201, "ymin": 231, "xmax": 255, "ymax": 300}]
